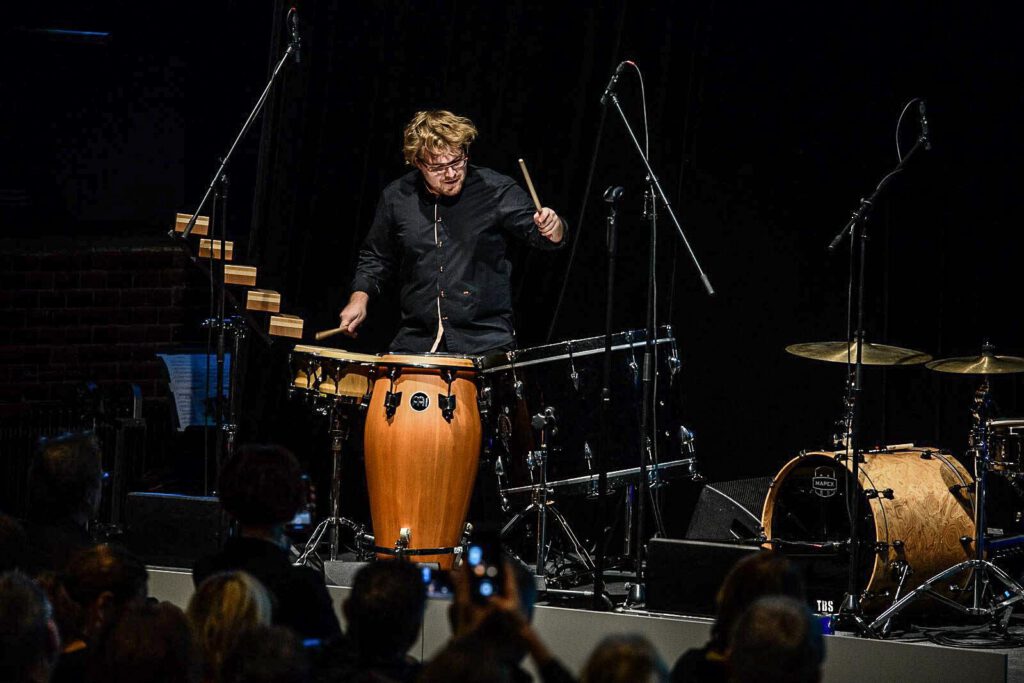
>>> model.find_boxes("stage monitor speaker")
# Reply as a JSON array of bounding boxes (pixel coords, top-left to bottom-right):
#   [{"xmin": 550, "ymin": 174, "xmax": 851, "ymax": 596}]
[
  {"xmin": 125, "ymin": 492, "xmax": 229, "ymax": 568},
  {"xmin": 685, "ymin": 476, "xmax": 771, "ymax": 541},
  {"xmin": 322, "ymin": 560, "xmax": 369, "ymax": 587},
  {"xmin": 646, "ymin": 538, "xmax": 761, "ymax": 615}
]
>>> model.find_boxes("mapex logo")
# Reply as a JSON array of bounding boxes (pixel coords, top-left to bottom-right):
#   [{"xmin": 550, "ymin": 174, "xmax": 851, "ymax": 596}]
[{"xmin": 812, "ymin": 466, "xmax": 838, "ymax": 498}]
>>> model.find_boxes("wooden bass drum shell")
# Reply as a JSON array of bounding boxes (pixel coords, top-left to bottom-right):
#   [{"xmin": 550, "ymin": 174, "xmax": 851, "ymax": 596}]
[{"xmin": 762, "ymin": 449, "xmax": 975, "ymax": 612}]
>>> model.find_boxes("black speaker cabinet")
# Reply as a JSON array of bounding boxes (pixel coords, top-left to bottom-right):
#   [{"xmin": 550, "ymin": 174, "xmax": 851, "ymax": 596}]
[
  {"xmin": 685, "ymin": 476, "xmax": 772, "ymax": 541},
  {"xmin": 646, "ymin": 538, "xmax": 762, "ymax": 615},
  {"xmin": 125, "ymin": 492, "xmax": 229, "ymax": 568}
]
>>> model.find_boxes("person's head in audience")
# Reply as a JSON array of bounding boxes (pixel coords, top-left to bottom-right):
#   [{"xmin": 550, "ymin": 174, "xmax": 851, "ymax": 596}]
[
  {"xmin": 27, "ymin": 431, "xmax": 103, "ymax": 527},
  {"xmin": 0, "ymin": 512, "xmax": 28, "ymax": 572},
  {"xmin": 220, "ymin": 624, "xmax": 310, "ymax": 683},
  {"xmin": 729, "ymin": 596, "xmax": 824, "ymax": 683},
  {"xmin": 63, "ymin": 543, "xmax": 148, "ymax": 641},
  {"xmin": 0, "ymin": 571, "xmax": 61, "ymax": 683},
  {"xmin": 90, "ymin": 600, "xmax": 201, "ymax": 683},
  {"xmin": 35, "ymin": 571, "xmax": 87, "ymax": 653},
  {"xmin": 188, "ymin": 571, "xmax": 273, "ymax": 681},
  {"xmin": 418, "ymin": 635, "xmax": 513, "ymax": 683},
  {"xmin": 580, "ymin": 634, "xmax": 669, "ymax": 683},
  {"xmin": 218, "ymin": 444, "xmax": 305, "ymax": 546},
  {"xmin": 343, "ymin": 559, "xmax": 426, "ymax": 664},
  {"xmin": 710, "ymin": 551, "xmax": 805, "ymax": 653}
]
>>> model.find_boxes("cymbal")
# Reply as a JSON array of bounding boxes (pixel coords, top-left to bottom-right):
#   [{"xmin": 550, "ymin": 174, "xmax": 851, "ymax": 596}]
[
  {"xmin": 785, "ymin": 341, "xmax": 932, "ymax": 366},
  {"xmin": 925, "ymin": 352, "xmax": 1024, "ymax": 375}
]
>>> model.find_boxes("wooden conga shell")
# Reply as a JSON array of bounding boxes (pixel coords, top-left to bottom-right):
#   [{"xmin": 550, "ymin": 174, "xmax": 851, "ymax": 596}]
[{"xmin": 364, "ymin": 355, "xmax": 481, "ymax": 568}]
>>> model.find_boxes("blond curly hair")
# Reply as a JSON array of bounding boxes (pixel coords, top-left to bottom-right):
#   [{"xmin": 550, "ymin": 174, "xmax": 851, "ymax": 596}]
[{"xmin": 402, "ymin": 110, "xmax": 478, "ymax": 165}]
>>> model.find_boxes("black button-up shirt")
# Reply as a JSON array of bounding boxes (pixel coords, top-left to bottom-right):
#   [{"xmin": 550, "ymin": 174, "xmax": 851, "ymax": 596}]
[{"xmin": 351, "ymin": 165, "xmax": 565, "ymax": 355}]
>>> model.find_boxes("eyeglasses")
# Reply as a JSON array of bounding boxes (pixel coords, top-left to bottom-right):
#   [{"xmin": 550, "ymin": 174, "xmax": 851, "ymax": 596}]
[{"xmin": 422, "ymin": 154, "xmax": 468, "ymax": 175}]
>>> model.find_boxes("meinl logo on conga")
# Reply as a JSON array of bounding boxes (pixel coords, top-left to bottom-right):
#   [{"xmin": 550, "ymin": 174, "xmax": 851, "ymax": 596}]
[
  {"xmin": 410, "ymin": 392, "xmax": 430, "ymax": 411},
  {"xmin": 812, "ymin": 466, "xmax": 837, "ymax": 498}
]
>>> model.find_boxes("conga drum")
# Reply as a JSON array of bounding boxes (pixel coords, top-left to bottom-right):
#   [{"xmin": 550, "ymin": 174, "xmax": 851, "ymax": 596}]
[
  {"xmin": 289, "ymin": 345, "xmax": 378, "ymax": 406},
  {"xmin": 363, "ymin": 354, "xmax": 481, "ymax": 568}
]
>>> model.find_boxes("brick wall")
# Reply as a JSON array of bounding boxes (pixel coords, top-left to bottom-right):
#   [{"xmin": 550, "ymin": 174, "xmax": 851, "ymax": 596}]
[{"xmin": 0, "ymin": 242, "xmax": 207, "ymax": 407}]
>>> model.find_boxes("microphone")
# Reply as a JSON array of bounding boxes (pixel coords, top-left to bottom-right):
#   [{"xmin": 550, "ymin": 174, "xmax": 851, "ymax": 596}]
[
  {"xmin": 600, "ymin": 60, "xmax": 630, "ymax": 106},
  {"xmin": 289, "ymin": 8, "xmax": 302, "ymax": 64},
  {"xmin": 917, "ymin": 100, "xmax": 930, "ymax": 150},
  {"xmin": 603, "ymin": 185, "xmax": 625, "ymax": 203}
]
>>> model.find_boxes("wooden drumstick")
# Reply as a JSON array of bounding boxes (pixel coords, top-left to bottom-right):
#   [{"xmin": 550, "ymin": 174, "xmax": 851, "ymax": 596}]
[
  {"xmin": 314, "ymin": 326, "xmax": 346, "ymax": 341},
  {"xmin": 517, "ymin": 158, "xmax": 543, "ymax": 212}
]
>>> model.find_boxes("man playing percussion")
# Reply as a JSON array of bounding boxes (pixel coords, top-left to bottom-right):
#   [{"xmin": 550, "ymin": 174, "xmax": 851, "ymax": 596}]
[{"xmin": 338, "ymin": 110, "xmax": 565, "ymax": 355}]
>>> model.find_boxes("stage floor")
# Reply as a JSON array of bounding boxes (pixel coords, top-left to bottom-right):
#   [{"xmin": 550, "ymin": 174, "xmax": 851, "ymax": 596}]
[{"xmin": 149, "ymin": 567, "xmax": 1012, "ymax": 682}]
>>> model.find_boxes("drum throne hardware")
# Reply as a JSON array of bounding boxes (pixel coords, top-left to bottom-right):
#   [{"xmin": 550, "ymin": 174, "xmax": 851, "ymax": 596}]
[
  {"xmin": 290, "ymin": 346, "xmax": 378, "ymax": 567},
  {"xmin": 865, "ymin": 345, "xmax": 1024, "ymax": 634},
  {"xmin": 499, "ymin": 407, "xmax": 596, "ymax": 590}
]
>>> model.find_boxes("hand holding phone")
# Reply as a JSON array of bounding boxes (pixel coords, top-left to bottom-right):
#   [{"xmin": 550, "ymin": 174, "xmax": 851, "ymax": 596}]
[{"xmin": 466, "ymin": 527, "xmax": 506, "ymax": 603}]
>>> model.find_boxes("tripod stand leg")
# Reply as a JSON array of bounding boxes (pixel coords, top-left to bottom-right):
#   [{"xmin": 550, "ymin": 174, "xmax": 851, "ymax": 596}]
[
  {"xmin": 501, "ymin": 504, "xmax": 538, "ymax": 539},
  {"xmin": 546, "ymin": 503, "xmax": 596, "ymax": 571}
]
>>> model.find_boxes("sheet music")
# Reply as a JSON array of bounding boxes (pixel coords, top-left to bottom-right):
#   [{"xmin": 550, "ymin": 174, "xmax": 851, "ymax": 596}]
[{"xmin": 157, "ymin": 353, "xmax": 231, "ymax": 431}]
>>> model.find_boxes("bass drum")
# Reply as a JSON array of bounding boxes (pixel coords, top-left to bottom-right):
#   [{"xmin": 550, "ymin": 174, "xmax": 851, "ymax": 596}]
[{"xmin": 762, "ymin": 448, "xmax": 975, "ymax": 613}]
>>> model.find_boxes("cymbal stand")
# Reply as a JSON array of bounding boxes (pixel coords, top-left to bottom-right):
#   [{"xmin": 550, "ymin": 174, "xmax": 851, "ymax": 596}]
[
  {"xmin": 296, "ymin": 402, "xmax": 372, "ymax": 565},
  {"xmin": 868, "ymin": 379, "xmax": 1024, "ymax": 633},
  {"xmin": 501, "ymin": 408, "xmax": 595, "ymax": 587}
]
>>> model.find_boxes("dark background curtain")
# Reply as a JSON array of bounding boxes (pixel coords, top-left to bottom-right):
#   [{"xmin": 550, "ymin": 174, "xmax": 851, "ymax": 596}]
[{"xmin": 4, "ymin": 1, "xmax": 1022, "ymax": 528}]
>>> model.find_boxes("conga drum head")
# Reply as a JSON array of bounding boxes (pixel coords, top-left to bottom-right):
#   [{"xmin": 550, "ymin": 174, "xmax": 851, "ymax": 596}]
[{"xmin": 762, "ymin": 448, "xmax": 975, "ymax": 614}]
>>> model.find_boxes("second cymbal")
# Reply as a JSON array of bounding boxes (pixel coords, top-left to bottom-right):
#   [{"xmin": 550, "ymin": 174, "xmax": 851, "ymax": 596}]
[
  {"xmin": 785, "ymin": 341, "xmax": 932, "ymax": 366},
  {"xmin": 925, "ymin": 352, "xmax": 1024, "ymax": 375}
]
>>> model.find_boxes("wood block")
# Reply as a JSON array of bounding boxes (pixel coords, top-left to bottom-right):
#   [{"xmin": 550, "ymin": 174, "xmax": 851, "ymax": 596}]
[
  {"xmin": 246, "ymin": 288, "xmax": 281, "ymax": 313},
  {"xmin": 224, "ymin": 265, "xmax": 257, "ymax": 287},
  {"xmin": 198, "ymin": 239, "xmax": 234, "ymax": 261},
  {"xmin": 269, "ymin": 314, "xmax": 303, "ymax": 339},
  {"xmin": 174, "ymin": 213, "xmax": 209, "ymax": 236}
]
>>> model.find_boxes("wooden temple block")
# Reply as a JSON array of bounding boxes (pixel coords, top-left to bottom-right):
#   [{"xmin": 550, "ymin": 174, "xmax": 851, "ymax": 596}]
[
  {"xmin": 246, "ymin": 288, "xmax": 281, "ymax": 313},
  {"xmin": 269, "ymin": 314, "xmax": 303, "ymax": 339},
  {"xmin": 224, "ymin": 264, "xmax": 257, "ymax": 286},
  {"xmin": 198, "ymin": 239, "xmax": 234, "ymax": 261},
  {"xmin": 174, "ymin": 212, "xmax": 209, "ymax": 236}
]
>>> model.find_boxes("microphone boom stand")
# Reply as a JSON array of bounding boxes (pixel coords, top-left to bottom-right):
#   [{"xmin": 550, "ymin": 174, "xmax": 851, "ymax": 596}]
[
  {"xmin": 169, "ymin": 10, "xmax": 300, "ymax": 492},
  {"xmin": 828, "ymin": 130, "xmax": 929, "ymax": 633},
  {"xmin": 601, "ymin": 83, "xmax": 714, "ymax": 606}
]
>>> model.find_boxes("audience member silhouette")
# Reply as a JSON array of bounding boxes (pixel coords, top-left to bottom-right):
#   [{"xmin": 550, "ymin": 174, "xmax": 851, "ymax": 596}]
[
  {"xmin": 188, "ymin": 570, "xmax": 273, "ymax": 683},
  {"xmin": 194, "ymin": 444, "xmax": 341, "ymax": 640},
  {"xmin": 314, "ymin": 559, "xmax": 426, "ymax": 683},
  {"xmin": 55, "ymin": 543, "xmax": 149, "ymax": 682},
  {"xmin": 35, "ymin": 571, "xmax": 87, "ymax": 679},
  {"xmin": 23, "ymin": 431, "xmax": 103, "ymax": 574},
  {"xmin": 89, "ymin": 600, "xmax": 202, "ymax": 683},
  {"xmin": 221, "ymin": 624, "xmax": 311, "ymax": 683},
  {"xmin": 437, "ymin": 560, "xmax": 574, "ymax": 683},
  {"xmin": 580, "ymin": 634, "xmax": 668, "ymax": 683},
  {"xmin": 670, "ymin": 551, "xmax": 805, "ymax": 683},
  {"xmin": 0, "ymin": 571, "xmax": 61, "ymax": 683},
  {"xmin": 729, "ymin": 596, "xmax": 825, "ymax": 683}
]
